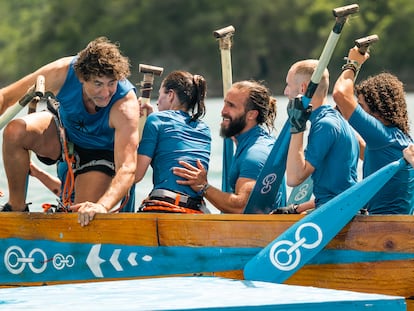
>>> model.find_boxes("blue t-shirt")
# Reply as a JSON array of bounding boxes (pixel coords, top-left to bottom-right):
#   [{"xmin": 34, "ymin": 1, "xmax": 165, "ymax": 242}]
[
  {"xmin": 230, "ymin": 125, "xmax": 286, "ymax": 207},
  {"xmin": 138, "ymin": 110, "xmax": 211, "ymax": 198},
  {"xmin": 349, "ymin": 104, "xmax": 414, "ymax": 214},
  {"xmin": 57, "ymin": 57, "xmax": 136, "ymax": 150},
  {"xmin": 306, "ymin": 105, "xmax": 359, "ymax": 207}
]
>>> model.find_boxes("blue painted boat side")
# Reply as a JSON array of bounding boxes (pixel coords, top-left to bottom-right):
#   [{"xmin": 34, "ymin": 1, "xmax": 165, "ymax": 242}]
[
  {"xmin": 0, "ymin": 238, "xmax": 254, "ymax": 283},
  {"xmin": 2, "ymin": 237, "xmax": 414, "ymax": 285},
  {"xmin": 244, "ymin": 158, "xmax": 407, "ymax": 283}
]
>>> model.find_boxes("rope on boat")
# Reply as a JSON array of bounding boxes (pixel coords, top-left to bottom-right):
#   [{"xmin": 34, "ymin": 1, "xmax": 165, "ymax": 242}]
[{"xmin": 139, "ymin": 199, "xmax": 203, "ymax": 214}]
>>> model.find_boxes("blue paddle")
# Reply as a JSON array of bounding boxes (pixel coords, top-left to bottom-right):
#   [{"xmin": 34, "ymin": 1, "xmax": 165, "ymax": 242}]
[
  {"xmin": 287, "ymin": 176, "xmax": 313, "ymax": 205},
  {"xmin": 243, "ymin": 120, "xmax": 290, "ymax": 214},
  {"xmin": 244, "ymin": 157, "xmax": 408, "ymax": 282},
  {"xmin": 244, "ymin": 4, "xmax": 359, "ymax": 214}
]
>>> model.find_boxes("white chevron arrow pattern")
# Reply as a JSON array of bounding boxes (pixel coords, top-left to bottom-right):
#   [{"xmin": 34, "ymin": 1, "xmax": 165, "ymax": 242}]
[{"xmin": 87, "ymin": 245, "xmax": 152, "ymax": 277}]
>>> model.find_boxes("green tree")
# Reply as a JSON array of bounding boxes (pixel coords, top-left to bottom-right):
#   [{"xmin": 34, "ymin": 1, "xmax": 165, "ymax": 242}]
[{"xmin": 1, "ymin": 0, "xmax": 414, "ymax": 94}]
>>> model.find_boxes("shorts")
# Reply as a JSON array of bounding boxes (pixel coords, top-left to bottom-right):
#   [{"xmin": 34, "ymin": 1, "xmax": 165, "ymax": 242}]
[
  {"xmin": 72, "ymin": 145, "xmax": 115, "ymax": 177},
  {"xmin": 35, "ymin": 107, "xmax": 115, "ymax": 177},
  {"xmin": 38, "ymin": 145, "xmax": 115, "ymax": 178}
]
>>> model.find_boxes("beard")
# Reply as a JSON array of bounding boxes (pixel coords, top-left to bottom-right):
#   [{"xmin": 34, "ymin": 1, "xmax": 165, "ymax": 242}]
[{"xmin": 220, "ymin": 114, "xmax": 247, "ymax": 138}]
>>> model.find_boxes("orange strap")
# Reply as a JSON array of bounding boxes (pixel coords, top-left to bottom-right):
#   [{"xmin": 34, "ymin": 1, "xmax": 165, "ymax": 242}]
[
  {"xmin": 60, "ymin": 127, "xmax": 75, "ymax": 210},
  {"xmin": 139, "ymin": 199, "xmax": 202, "ymax": 214},
  {"xmin": 174, "ymin": 193, "xmax": 181, "ymax": 206}
]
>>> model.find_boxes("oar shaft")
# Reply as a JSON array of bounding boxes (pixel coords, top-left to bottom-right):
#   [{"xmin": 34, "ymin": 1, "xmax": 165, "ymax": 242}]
[
  {"xmin": 220, "ymin": 49, "xmax": 233, "ymax": 95},
  {"xmin": 137, "ymin": 64, "xmax": 164, "ymax": 141},
  {"xmin": 311, "ymin": 32, "xmax": 340, "ymax": 85},
  {"xmin": 0, "ymin": 103, "xmax": 26, "ymax": 129},
  {"xmin": 303, "ymin": 4, "xmax": 359, "ymax": 107},
  {"xmin": 0, "ymin": 75, "xmax": 45, "ymax": 129},
  {"xmin": 214, "ymin": 25, "xmax": 235, "ymax": 193}
]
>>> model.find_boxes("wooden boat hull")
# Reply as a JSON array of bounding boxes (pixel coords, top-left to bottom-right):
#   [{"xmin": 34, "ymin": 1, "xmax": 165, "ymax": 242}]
[{"xmin": 1, "ymin": 213, "xmax": 413, "ymax": 303}]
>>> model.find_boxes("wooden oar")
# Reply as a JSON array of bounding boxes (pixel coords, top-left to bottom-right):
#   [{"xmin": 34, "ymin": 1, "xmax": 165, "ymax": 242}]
[
  {"xmin": 244, "ymin": 157, "xmax": 408, "ymax": 283},
  {"xmin": 137, "ymin": 64, "xmax": 164, "ymax": 142},
  {"xmin": 353, "ymin": 34, "xmax": 379, "ymax": 81},
  {"xmin": 0, "ymin": 75, "xmax": 45, "ymax": 129},
  {"xmin": 25, "ymin": 76, "xmax": 46, "ymax": 199},
  {"xmin": 244, "ymin": 4, "xmax": 359, "ymax": 213},
  {"xmin": 213, "ymin": 25, "xmax": 235, "ymax": 192},
  {"xmin": 118, "ymin": 64, "xmax": 163, "ymax": 213}
]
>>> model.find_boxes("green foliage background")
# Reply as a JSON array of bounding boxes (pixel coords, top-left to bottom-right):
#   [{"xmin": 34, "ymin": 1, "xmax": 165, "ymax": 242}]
[{"xmin": 0, "ymin": 0, "xmax": 413, "ymax": 96}]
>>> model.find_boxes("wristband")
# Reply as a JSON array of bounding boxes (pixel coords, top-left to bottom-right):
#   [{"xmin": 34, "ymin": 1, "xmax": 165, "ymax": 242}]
[
  {"xmin": 342, "ymin": 57, "xmax": 361, "ymax": 75},
  {"xmin": 197, "ymin": 183, "xmax": 211, "ymax": 196}
]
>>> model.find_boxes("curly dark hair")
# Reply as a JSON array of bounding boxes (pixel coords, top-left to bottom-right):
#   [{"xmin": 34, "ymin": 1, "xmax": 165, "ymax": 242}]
[
  {"xmin": 355, "ymin": 72, "xmax": 410, "ymax": 135},
  {"xmin": 74, "ymin": 37, "xmax": 131, "ymax": 81}
]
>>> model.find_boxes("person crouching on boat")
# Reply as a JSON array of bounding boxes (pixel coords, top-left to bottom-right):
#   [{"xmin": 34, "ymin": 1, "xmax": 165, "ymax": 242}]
[
  {"xmin": 0, "ymin": 37, "xmax": 139, "ymax": 227},
  {"xmin": 272, "ymin": 59, "xmax": 359, "ymax": 214},
  {"xmin": 135, "ymin": 71, "xmax": 211, "ymax": 214},
  {"xmin": 173, "ymin": 80, "xmax": 287, "ymax": 214},
  {"xmin": 332, "ymin": 46, "xmax": 414, "ymax": 214}
]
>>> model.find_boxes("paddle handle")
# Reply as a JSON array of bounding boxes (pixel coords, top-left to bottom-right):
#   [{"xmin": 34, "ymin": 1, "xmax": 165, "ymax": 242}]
[
  {"xmin": 138, "ymin": 64, "xmax": 164, "ymax": 141},
  {"xmin": 28, "ymin": 75, "xmax": 45, "ymax": 114},
  {"xmin": 214, "ymin": 25, "xmax": 235, "ymax": 193},
  {"xmin": 353, "ymin": 34, "xmax": 379, "ymax": 81},
  {"xmin": 302, "ymin": 4, "xmax": 359, "ymax": 108},
  {"xmin": 213, "ymin": 25, "xmax": 234, "ymax": 96},
  {"xmin": 0, "ymin": 75, "xmax": 45, "ymax": 129},
  {"xmin": 355, "ymin": 34, "xmax": 379, "ymax": 55}
]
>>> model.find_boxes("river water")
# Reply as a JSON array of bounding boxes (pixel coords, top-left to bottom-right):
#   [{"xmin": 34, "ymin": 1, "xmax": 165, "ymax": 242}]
[{"xmin": 1, "ymin": 95, "xmax": 414, "ymax": 213}]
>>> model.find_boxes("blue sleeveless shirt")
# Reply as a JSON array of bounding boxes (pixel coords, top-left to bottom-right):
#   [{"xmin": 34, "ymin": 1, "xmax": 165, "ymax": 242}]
[{"xmin": 56, "ymin": 57, "xmax": 136, "ymax": 150}]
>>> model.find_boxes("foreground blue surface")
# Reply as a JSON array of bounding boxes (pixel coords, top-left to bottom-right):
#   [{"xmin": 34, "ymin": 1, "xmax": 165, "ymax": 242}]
[{"xmin": 0, "ymin": 276, "xmax": 406, "ymax": 310}]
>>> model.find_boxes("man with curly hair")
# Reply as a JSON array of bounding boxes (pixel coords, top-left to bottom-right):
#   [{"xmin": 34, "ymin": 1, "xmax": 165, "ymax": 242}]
[
  {"xmin": 333, "ymin": 45, "xmax": 414, "ymax": 214},
  {"xmin": 0, "ymin": 37, "xmax": 139, "ymax": 225}
]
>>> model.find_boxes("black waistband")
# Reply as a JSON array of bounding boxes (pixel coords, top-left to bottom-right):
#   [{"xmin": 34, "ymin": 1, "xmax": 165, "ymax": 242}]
[{"xmin": 149, "ymin": 189, "xmax": 203, "ymax": 211}]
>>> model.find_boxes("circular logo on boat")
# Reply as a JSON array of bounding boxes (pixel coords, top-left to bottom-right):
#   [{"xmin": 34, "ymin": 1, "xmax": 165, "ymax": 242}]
[{"xmin": 269, "ymin": 222, "xmax": 323, "ymax": 271}]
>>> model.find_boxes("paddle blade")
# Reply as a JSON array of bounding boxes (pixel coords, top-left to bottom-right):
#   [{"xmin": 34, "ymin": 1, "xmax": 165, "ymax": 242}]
[
  {"xmin": 287, "ymin": 176, "xmax": 313, "ymax": 205},
  {"xmin": 244, "ymin": 158, "xmax": 407, "ymax": 283},
  {"xmin": 244, "ymin": 120, "xmax": 290, "ymax": 214}
]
